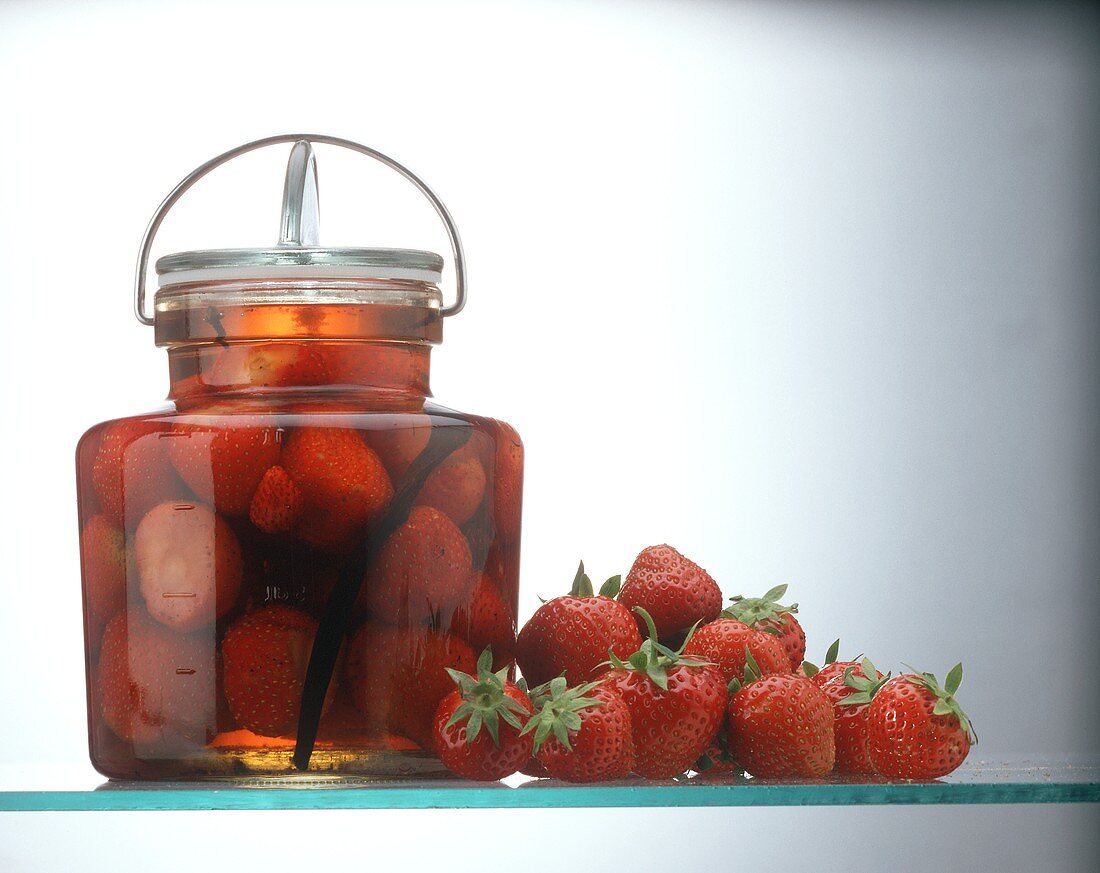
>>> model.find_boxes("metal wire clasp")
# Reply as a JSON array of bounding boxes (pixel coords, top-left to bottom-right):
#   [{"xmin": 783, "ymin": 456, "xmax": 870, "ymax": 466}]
[{"xmin": 133, "ymin": 134, "xmax": 467, "ymax": 325}]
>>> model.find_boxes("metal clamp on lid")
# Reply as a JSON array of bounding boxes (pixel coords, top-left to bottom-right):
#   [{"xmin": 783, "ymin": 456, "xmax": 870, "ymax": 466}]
[{"xmin": 134, "ymin": 134, "xmax": 468, "ymax": 325}]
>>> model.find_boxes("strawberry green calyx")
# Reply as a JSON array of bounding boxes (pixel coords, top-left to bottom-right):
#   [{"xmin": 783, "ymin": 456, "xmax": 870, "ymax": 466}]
[
  {"xmin": 837, "ymin": 658, "xmax": 890, "ymax": 705},
  {"xmin": 723, "ymin": 584, "xmax": 798, "ymax": 630},
  {"xmin": 802, "ymin": 638, "xmax": 841, "ymax": 678},
  {"xmin": 606, "ymin": 606, "xmax": 712, "ymax": 691},
  {"xmin": 520, "ymin": 677, "xmax": 606, "ymax": 753},
  {"xmin": 444, "ymin": 648, "xmax": 529, "ymax": 747},
  {"xmin": 905, "ymin": 663, "xmax": 977, "ymax": 743},
  {"xmin": 726, "ymin": 647, "xmax": 763, "ymax": 694},
  {"xmin": 568, "ymin": 561, "xmax": 621, "ymax": 599}
]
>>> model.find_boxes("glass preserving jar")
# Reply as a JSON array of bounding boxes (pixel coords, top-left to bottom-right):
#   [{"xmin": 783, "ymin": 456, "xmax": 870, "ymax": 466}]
[{"xmin": 75, "ymin": 136, "xmax": 523, "ymax": 779}]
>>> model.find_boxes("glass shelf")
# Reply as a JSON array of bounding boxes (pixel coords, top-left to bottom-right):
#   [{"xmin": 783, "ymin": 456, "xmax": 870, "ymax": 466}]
[{"xmin": 0, "ymin": 757, "xmax": 1096, "ymax": 811}]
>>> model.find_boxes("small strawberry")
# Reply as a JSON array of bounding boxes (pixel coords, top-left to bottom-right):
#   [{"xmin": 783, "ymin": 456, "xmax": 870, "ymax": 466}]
[
  {"xmin": 221, "ymin": 605, "xmax": 331, "ymax": 737},
  {"xmin": 683, "ymin": 617, "xmax": 790, "ymax": 685},
  {"xmin": 362, "ymin": 505, "xmax": 474, "ymax": 625},
  {"xmin": 867, "ymin": 665, "xmax": 975, "ymax": 780},
  {"xmin": 726, "ymin": 653, "xmax": 835, "ymax": 779},
  {"xmin": 344, "ymin": 623, "xmax": 477, "ymax": 749},
  {"xmin": 821, "ymin": 658, "xmax": 890, "ymax": 774},
  {"xmin": 602, "ymin": 608, "xmax": 727, "ymax": 779},
  {"xmin": 280, "ymin": 426, "xmax": 394, "ymax": 549},
  {"xmin": 491, "ymin": 422, "xmax": 523, "ymax": 541},
  {"xmin": 167, "ymin": 414, "xmax": 281, "ymax": 516},
  {"xmin": 248, "ymin": 465, "xmax": 305, "ymax": 534},
  {"xmin": 515, "ymin": 563, "xmax": 641, "ymax": 687},
  {"xmin": 433, "ymin": 649, "xmax": 533, "ymax": 781},
  {"xmin": 723, "ymin": 584, "xmax": 806, "ymax": 671},
  {"xmin": 365, "ymin": 415, "xmax": 432, "ymax": 482},
  {"xmin": 79, "ymin": 515, "xmax": 128, "ymax": 645},
  {"xmin": 91, "ymin": 420, "xmax": 187, "ymax": 528},
  {"xmin": 522, "ymin": 678, "xmax": 635, "ymax": 783},
  {"xmin": 134, "ymin": 501, "xmax": 243, "ymax": 632},
  {"xmin": 416, "ymin": 442, "xmax": 487, "ymax": 525},
  {"xmin": 447, "ymin": 572, "xmax": 516, "ymax": 671},
  {"xmin": 618, "ymin": 545, "xmax": 723, "ymax": 641},
  {"xmin": 95, "ymin": 609, "xmax": 217, "ymax": 745},
  {"xmin": 209, "ymin": 342, "xmax": 329, "ymax": 389}
]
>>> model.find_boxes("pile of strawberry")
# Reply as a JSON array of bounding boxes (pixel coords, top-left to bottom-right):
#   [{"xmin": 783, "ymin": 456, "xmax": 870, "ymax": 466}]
[{"xmin": 432, "ymin": 545, "xmax": 976, "ymax": 783}]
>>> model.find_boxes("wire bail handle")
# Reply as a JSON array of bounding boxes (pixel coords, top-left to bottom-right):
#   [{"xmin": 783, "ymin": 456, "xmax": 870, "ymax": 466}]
[{"xmin": 134, "ymin": 133, "xmax": 467, "ymax": 325}]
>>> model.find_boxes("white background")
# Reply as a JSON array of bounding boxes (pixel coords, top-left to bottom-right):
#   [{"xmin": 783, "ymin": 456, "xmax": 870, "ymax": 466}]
[{"xmin": 0, "ymin": 1, "xmax": 1098, "ymax": 870}]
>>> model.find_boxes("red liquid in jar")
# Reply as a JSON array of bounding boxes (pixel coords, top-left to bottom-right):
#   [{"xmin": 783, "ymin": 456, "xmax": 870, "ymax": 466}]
[{"xmin": 76, "ymin": 302, "xmax": 523, "ymax": 778}]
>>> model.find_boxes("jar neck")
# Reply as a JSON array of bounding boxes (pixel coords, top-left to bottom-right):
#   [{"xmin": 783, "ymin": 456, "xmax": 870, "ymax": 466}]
[{"xmin": 168, "ymin": 340, "xmax": 432, "ymax": 405}]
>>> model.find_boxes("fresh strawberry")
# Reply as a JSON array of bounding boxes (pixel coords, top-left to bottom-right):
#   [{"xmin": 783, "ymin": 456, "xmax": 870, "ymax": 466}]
[
  {"xmin": 492, "ymin": 422, "xmax": 523, "ymax": 541},
  {"xmin": 448, "ymin": 572, "xmax": 516, "ymax": 671},
  {"xmin": 209, "ymin": 342, "xmax": 329, "ymax": 389},
  {"xmin": 365, "ymin": 415, "xmax": 432, "ymax": 482},
  {"xmin": 723, "ymin": 584, "xmax": 806, "ymax": 671},
  {"xmin": 280, "ymin": 427, "xmax": 394, "ymax": 549},
  {"xmin": 79, "ymin": 515, "xmax": 128, "ymax": 645},
  {"xmin": 683, "ymin": 617, "xmax": 790, "ymax": 685},
  {"xmin": 362, "ymin": 506, "xmax": 474, "ymax": 624},
  {"xmin": 91, "ymin": 420, "xmax": 187, "ymax": 528},
  {"xmin": 519, "ymin": 756, "xmax": 550, "ymax": 779},
  {"xmin": 433, "ymin": 649, "xmax": 533, "ymax": 781},
  {"xmin": 602, "ymin": 608, "xmax": 727, "ymax": 779},
  {"xmin": 248, "ymin": 465, "xmax": 304, "ymax": 534},
  {"xmin": 221, "ymin": 605, "xmax": 329, "ymax": 737},
  {"xmin": 167, "ymin": 415, "xmax": 281, "ymax": 516},
  {"xmin": 95, "ymin": 608, "xmax": 216, "ymax": 745},
  {"xmin": 522, "ymin": 678, "xmax": 635, "ymax": 783},
  {"xmin": 416, "ymin": 442, "xmax": 487, "ymax": 525},
  {"xmin": 344, "ymin": 622, "xmax": 477, "ymax": 749},
  {"xmin": 515, "ymin": 563, "xmax": 641, "ymax": 687},
  {"xmin": 822, "ymin": 658, "xmax": 890, "ymax": 774},
  {"xmin": 727, "ymin": 654, "xmax": 835, "ymax": 778},
  {"xmin": 618, "ymin": 545, "xmax": 723, "ymax": 641},
  {"xmin": 867, "ymin": 665, "xmax": 974, "ymax": 779},
  {"xmin": 134, "ymin": 501, "xmax": 243, "ymax": 632}
]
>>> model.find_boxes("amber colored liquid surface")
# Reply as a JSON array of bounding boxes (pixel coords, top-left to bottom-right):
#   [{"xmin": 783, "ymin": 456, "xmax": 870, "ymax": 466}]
[{"xmin": 75, "ymin": 326, "xmax": 522, "ymax": 779}]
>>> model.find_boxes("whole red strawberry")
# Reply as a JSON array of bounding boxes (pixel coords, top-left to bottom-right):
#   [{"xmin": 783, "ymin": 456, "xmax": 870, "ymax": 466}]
[
  {"xmin": 221, "ymin": 605, "xmax": 330, "ymax": 737},
  {"xmin": 168, "ymin": 414, "xmax": 281, "ymax": 516},
  {"xmin": 867, "ymin": 665, "xmax": 974, "ymax": 780},
  {"xmin": 522, "ymin": 678, "xmax": 635, "ymax": 783},
  {"xmin": 416, "ymin": 442, "xmax": 487, "ymax": 526},
  {"xmin": 602, "ymin": 608, "xmax": 727, "ymax": 779},
  {"xmin": 344, "ymin": 622, "xmax": 477, "ymax": 749},
  {"xmin": 280, "ymin": 426, "xmax": 394, "ymax": 549},
  {"xmin": 491, "ymin": 422, "xmax": 524, "ymax": 541},
  {"xmin": 683, "ymin": 618, "xmax": 789, "ymax": 685},
  {"xmin": 249, "ymin": 465, "xmax": 304, "ymax": 534},
  {"xmin": 727, "ymin": 654, "xmax": 835, "ymax": 778},
  {"xmin": 95, "ymin": 609, "xmax": 216, "ymax": 746},
  {"xmin": 363, "ymin": 505, "xmax": 474, "ymax": 624},
  {"xmin": 820, "ymin": 657, "xmax": 890, "ymax": 774},
  {"xmin": 433, "ymin": 649, "xmax": 533, "ymax": 781},
  {"xmin": 515, "ymin": 563, "xmax": 641, "ymax": 687},
  {"xmin": 618, "ymin": 545, "xmax": 722, "ymax": 641},
  {"xmin": 91, "ymin": 419, "xmax": 187, "ymax": 528},
  {"xmin": 448, "ymin": 572, "xmax": 515, "ymax": 671},
  {"xmin": 80, "ymin": 515, "xmax": 128, "ymax": 645},
  {"xmin": 723, "ymin": 584, "xmax": 806, "ymax": 671}
]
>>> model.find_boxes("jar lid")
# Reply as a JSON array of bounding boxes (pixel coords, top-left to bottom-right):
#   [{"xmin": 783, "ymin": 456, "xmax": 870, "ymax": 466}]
[
  {"xmin": 155, "ymin": 247, "xmax": 445, "ymax": 287},
  {"xmin": 136, "ymin": 135, "xmax": 466, "ymax": 324}
]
